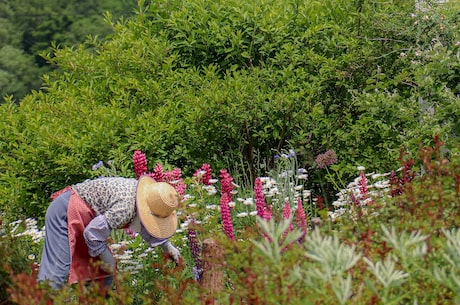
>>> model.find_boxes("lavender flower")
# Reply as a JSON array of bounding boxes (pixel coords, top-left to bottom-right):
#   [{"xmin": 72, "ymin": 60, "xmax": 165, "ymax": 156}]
[
  {"xmin": 92, "ymin": 160, "xmax": 103, "ymax": 171},
  {"xmin": 187, "ymin": 221, "xmax": 202, "ymax": 280}
]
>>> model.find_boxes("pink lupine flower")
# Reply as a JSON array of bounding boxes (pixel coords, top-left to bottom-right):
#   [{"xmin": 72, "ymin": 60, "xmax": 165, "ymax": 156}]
[
  {"xmin": 296, "ymin": 199, "xmax": 308, "ymax": 242},
  {"xmin": 202, "ymin": 164, "xmax": 213, "ymax": 185},
  {"xmin": 194, "ymin": 163, "xmax": 213, "ymax": 185},
  {"xmin": 282, "ymin": 202, "xmax": 294, "ymax": 239},
  {"xmin": 133, "ymin": 150, "xmax": 147, "ymax": 179},
  {"xmin": 262, "ymin": 204, "xmax": 272, "ymax": 221},
  {"xmin": 219, "ymin": 169, "xmax": 234, "ymax": 202},
  {"xmin": 174, "ymin": 179, "xmax": 187, "ymax": 200},
  {"xmin": 152, "ymin": 163, "xmax": 164, "ymax": 182},
  {"xmin": 254, "ymin": 178, "xmax": 265, "ymax": 218},
  {"xmin": 358, "ymin": 170, "xmax": 372, "ymax": 205},
  {"xmin": 350, "ymin": 192, "xmax": 361, "ymax": 207},
  {"xmin": 220, "ymin": 192, "xmax": 235, "ymax": 240}
]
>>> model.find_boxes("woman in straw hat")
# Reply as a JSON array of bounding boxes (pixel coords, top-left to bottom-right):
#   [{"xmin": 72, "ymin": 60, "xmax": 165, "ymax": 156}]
[{"xmin": 37, "ymin": 175, "xmax": 181, "ymax": 290}]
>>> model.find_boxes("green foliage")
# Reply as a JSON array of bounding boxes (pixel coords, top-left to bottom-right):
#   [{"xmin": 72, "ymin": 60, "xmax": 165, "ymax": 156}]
[
  {"xmin": 1, "ymin": 0, "xmax": 459, "ymax": 228},
  {"xmin": 1, "ymin": 138, "xmax": 459, "ymax": 304},
  {"xmin": 0, "ymin": 0, "xmax": 137, "ymax": 101}
]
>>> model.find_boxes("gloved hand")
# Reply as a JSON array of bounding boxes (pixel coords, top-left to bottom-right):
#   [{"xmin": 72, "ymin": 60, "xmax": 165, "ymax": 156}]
[
  {"xmin": 161, "ymin": 241, "xmax": 181, "ymax": 263},
  {"xmin": 98, "ymin": 248, "xmax": 116, "ymax": 274}
]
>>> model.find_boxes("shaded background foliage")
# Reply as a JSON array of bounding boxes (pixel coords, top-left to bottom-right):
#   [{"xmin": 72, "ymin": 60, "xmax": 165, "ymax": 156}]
[
  {"xmin": 0, "ymin": 0, "xmax": 136, "ymax": 101},
  {"xmin": 0, "ymin": 0, "xmax": 459, "ymax": 221}
]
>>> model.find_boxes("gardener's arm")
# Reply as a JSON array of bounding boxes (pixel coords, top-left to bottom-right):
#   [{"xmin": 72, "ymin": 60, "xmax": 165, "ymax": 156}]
[
  {"xmin": 139, "ymin": 228, "xmax": 181, "ymax": 263},
  {"xmin": 84, "ymin": 214, "xmax": 115, "ymax": 273}
]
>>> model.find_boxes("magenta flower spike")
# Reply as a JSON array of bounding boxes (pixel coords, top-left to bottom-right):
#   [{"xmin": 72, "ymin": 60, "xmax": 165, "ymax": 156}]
[
  {"xmin": 201, "ymin": 163, "xmax": 212, "ymax": 185},
  {"xmin": 296, "ymin": 199, "xmax": 308, "ymax": 242},
  {"xmin": 152, "ymin": 163, "xmax": 164, "ymax": 182},
  {"xmin": 282, "ymin": 202, "xmax": 294, "ymax": 239},
  {"xmin": 358, "ymin": 170, "xmax": 369, "ymax": 198},
  {"xmin": 220, "ymin": 192, "xmax": 235, "ymax": 240},
  {"xmin": 254, "ymin": 177, "xmax": 265, "ymax": 218},
  {"xmin": 133, "ymin": 150, "xmax": 147, "ymax": 179},
  {"xmin": 219, "ymin": 169, "xmax": 234, "ymax": 202},
  {"xmin": 263, "ymin": 204, "xmax": 273, "ymax": 221}
]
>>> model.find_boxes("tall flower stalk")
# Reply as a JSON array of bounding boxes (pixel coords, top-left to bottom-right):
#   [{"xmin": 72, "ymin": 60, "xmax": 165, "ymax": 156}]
[
  {"xmin": 254, "ymin": 177, "xmax": 265, "ymax": 218},
  {"xmin": 220, "ymin": 169, "xmax": 234, "ymax": 202},
  {"xmin": 296, "ymin": 199, "xmax": 308, "ymax": 242},
  {"xmin": 187, "ymin": 219, "xmax": 202, "ymax": 280},
  {"xmin": 151, "ymin": 163, "xmax": 164, "ymax": 182},
  {"xmin": 282, "ymin": 202, "xmax": 294, "ymax": 239},
  {"xmin": 133, "ymin": 150, "xmax": 147, "ymax": 179},
  {"xmin": 220, "ymin": 192, "xmax": 235, "ymax": 240}
]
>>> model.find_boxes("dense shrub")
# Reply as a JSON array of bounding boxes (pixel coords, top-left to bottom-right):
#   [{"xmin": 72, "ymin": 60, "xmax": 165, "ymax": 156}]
[{"xmin": 0, "ymin": 0, "xmax": 459, "ymax": 221}]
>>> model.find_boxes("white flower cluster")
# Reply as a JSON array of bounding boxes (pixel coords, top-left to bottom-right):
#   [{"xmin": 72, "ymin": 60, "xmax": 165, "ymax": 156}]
[
  {"xmin": 8, "ymin": 218, "xmax": 45, "ymax": 243},
  {"xmin": 327, "ymin": 166, "xmax": 405, "ymax": 220}
]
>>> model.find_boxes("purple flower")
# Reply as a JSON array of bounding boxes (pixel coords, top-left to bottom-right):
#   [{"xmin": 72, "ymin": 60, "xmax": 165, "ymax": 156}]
[
  {"xmin": 92, "ymin": 160, "xmax": 103, "ymax": 171},
  {"xmin": 187, "ymin": 221, "xmax": 202, "ymax": 279},
  {"xmin": 315, "ymin": 150, "xmax": 338, "ymax": 169},
  {"xmin": 274, "ymin": 154, "xmax": 280, "ymax": 160}
]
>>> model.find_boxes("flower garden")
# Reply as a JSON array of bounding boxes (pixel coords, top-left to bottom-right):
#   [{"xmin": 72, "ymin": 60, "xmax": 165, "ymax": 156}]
[
  {"xmin": 1, "ymin": 0, "xmax": 459, "ymax": 304},
  {"xmin": 1, "ymin": 136, "xmax": 459, "ymax": 304}
]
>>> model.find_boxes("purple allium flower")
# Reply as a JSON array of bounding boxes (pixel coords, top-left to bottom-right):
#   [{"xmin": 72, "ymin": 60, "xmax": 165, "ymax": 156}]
[
  {"xmin": 220, "ymin": 192, "xmax": 235, "ymax": 240},
  {"xmin": 133, "ymin": 150, "xmax": 148, "ymax": 178},
  {"xmin": 315, "ymin": 150, "xmax": 338, "ymax": 169},
  {"xmin": 92, "ymin": 160, "xmax": 104, "ymax": 171},
  {"xmin": 296, "ymin": 199, "xmax": 308, "ymax": 242},
  {"xmin": 254, "ymin": 177, "xmax": 265, "ymax": 218}
]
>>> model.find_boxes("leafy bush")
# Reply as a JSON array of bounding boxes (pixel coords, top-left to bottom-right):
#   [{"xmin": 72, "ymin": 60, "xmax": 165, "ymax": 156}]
[{"xmin": 1, "ymin": 0, "xmax": 459, "ymax": 223}]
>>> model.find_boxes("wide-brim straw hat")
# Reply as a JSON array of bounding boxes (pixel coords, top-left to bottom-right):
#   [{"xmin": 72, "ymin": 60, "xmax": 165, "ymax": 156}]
[{"xmin": 136, "ymin": 175, "xmax": 180, "ymax": 239}]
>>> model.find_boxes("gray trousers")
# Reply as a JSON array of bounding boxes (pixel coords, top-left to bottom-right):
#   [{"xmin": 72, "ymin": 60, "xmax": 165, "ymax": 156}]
[{"xmin": 37, "ymin": 190, "xmax": 112, "ymax": 289}]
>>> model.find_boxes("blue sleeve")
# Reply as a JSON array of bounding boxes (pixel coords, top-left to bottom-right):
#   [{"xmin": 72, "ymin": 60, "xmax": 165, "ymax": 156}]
[
  {"xmin": 139, "ymin": 226, "xmax": 168, "ymax": 248},
  {"xmin": 83, "ymin": 214, "xmax": 112, "ymax": 257}
]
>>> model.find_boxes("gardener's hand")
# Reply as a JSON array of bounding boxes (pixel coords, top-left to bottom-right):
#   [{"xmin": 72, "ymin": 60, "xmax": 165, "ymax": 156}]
[
  {"xmin": 161, "ymin": 241, "xmax": 181, "ymax": 264},
  {"xmin": 98, "ymin": 248, "xmax": 116, "ymax": 274}
]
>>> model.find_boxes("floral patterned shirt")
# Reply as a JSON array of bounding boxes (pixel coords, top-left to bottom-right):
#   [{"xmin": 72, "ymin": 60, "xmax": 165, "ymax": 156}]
[{"xmin": 72, "ymin": 177, "xmax": 138, "ymax": 229}]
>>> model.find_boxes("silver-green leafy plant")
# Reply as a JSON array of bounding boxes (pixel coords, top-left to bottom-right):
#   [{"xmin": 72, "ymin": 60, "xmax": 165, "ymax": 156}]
[
  {"xmin": 252, "ymin": 216, "xmax": 303, "ymax": 264},
  {"xmin": 380, "ymin": 224, "xmax": 429, "ymax": 260},
  {"xmin": 296, "ymin": 228, "xmax": 361, "ymax": 305},
  {"xmin": 304, "ymin": 228, "xmax": 362, "ymax": 280},
  {"xmin": 363, "ymin": 256, "xmax": 409, "ymax": 304},
  {"xmin": 433, "ymin": 228, "xmax": 460, "ymax": 303}
]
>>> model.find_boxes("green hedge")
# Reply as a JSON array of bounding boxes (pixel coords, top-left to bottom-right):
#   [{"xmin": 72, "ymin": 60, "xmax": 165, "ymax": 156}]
[{"xmin": 0, "ymin": 0, "xmax": 459, "ymax": 220}]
